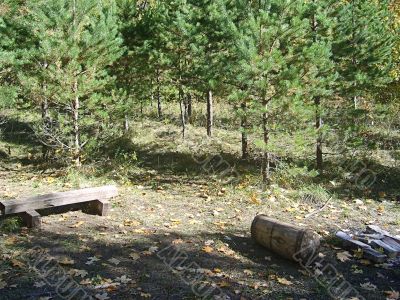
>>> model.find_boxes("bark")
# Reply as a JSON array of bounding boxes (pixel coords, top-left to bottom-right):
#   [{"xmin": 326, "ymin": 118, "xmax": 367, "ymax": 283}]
[
  {"xmin": 312, "ymin": 5, "xmax": 323, "ymax": 173},
  {"xmin": 186, "ymin": 93, "xmax": 192, "ymax": 124},
  {"xmin": 315, "ymin": 96, "xmax": 323, "ymax": 173},
  {"xmin": 72, "ymin": 78, "xmax": 81, "ymax": 167},
  {"xmin": 179, "ymin": 87, "xmax": 185, "ymax": 139},
  {"xmin": 124, "ymin": 114, "xmax": 129, "ymax": 132},
  {"xmin": 41, "ymin": 98, "xmax": 49, "ymax": 159},
  {"xmin": 261, "ymin": 101, "xmax": 270, "ymax": 185},
  {"xmin": 156, "ymin": 69, "xmax": 162, "ymax": 119},
  {"xmin": 241, "ymin": 101, "xmax": 249, "ymax": 159},
  {"xmin": 206, "ymin": 90, "xmax": 213, "ymax": 137}
]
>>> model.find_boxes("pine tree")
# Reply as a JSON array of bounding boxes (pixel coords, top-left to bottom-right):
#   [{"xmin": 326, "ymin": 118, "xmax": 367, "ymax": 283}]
[
  {"xmin": 19, "ymin": 0, "xmax": 123, "ymax": 165},
  {"xmin": 332, "ymin": 0, "xmax": 395, "ymax": 108}
]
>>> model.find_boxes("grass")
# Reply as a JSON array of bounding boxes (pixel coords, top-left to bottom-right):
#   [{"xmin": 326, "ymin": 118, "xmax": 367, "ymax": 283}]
[{"xmin": 0, "ymin": 107, "xmax": 399, "ymax": 299}]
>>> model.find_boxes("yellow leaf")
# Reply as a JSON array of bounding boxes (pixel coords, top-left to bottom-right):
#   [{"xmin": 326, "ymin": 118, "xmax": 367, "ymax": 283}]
[
  {"xmin": 336, "ymin": 251, "xmax": 352, "ymax": 262},
  {"xmin": 58, "ymin": 257, "xmax": 75, "ymax": 265},
  {"xmin": 69, "ymin": 221, "xmax": 84, "ymax": 228},
  {"xmin": 202, "ymin": 246, "xmax": 213, "ymax": 253},
  {"xmin": 385, "ymin": 290, "xmax": 400, "ymax": 300},
  {"xmin": 11, "ymin": 259, "xmax": 25, "ymax": 268},
  {"xmin": 276, "ymin": 277, "xmax": 293, "ymax": 285}
]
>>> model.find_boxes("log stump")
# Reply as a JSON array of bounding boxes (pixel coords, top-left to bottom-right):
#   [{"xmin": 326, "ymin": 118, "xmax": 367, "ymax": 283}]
[{"xmin": 251, "ymin": 215, "xmax": 320, "ymax": 263}]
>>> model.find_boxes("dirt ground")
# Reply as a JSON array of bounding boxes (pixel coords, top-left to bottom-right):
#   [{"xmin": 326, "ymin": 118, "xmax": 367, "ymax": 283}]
[{"xmin": 0, "ymin": 120, "xmax": 400, "ymax": 300}]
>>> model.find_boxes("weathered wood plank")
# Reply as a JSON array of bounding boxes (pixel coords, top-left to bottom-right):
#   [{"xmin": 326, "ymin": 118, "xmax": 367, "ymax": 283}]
[
  {"xmin": 370, "ymin": 240, "xmax": 399, "ymax": 258},
  {"xmin": 0, "ymin": 186, "xmax": 118, "ymax": 215},
  {"xmin": 335, "ymin": 231, "xmax": 387, "ymax": 263},
  {"xmin": 20, "ymin": 210, "xmax": 41, "ymax": 228}
]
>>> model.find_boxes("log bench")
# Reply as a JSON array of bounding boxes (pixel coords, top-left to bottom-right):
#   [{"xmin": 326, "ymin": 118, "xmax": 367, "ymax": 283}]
[{"xmin": 0, "ymin": 186, "xmax": 118, "ymax": 228}]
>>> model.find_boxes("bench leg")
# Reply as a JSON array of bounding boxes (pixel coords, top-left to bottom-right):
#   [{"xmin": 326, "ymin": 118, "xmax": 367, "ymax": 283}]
[
  {"xmin": 21, "ymin": 210, "xmax": 42, "ymax": 228},
  {"xmin": 83, "ymin": 199, "xmax": 110, "ymax": 216}
]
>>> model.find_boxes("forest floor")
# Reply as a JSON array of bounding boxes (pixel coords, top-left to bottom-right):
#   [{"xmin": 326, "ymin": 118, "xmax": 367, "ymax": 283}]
[{"xmin": 0, "ymin": 116, "xmax": 400, "ymax": 300}]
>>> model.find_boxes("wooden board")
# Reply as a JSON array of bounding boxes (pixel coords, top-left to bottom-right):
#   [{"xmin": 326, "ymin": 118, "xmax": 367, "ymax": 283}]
[
  {"xmin": 335, "ymin": 231, "xmax": 387, "ymax": 263},
  {"xmin": 0, "ymin": 185, "xmax": 117, "ymax": 215}
]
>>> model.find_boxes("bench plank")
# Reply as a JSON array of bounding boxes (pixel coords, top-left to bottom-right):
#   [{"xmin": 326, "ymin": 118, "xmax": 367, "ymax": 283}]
[{"xmin": 0, "ymin": 186, "xmax": 117, "ymax": 215}]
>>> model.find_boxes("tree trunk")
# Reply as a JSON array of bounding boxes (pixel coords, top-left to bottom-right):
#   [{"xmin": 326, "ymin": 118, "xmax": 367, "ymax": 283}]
[
  {"xmin": 241, "ymin": 101, "xmax": 249, "ymax": 159},
  {"xmin": 186, "ymin": 93, "xmax": 192, "ymax": 124},
  {"xmin": 261, "ymin": 101, "xmax": 270, "ymax": 186},
  {"xmin": 311, "ymin": 6, "xmax": 323, "ymax": 173},
  {"xmin": 156, "ymin": 69, "xmax": 162, "ymax": 119},
  {"xmin": 72, "ymin": 78, "xmax": 81, "ymax": 167},
  {"xmin": 206, "ymin": 90, "xmax": 213, "ymax": 137},
  {"xmin": 179, "ymin": 87, "xmax": 185, "ymax": 139},
  {"xmin": 41, "ymin": 98, "xmax": 49, "ymax": 159},
  {"xmin": 124, "ymin": 114, "xmax": 129, "ymax": 132},
  {"xmin": 315, "ymin": 96, "xmax": 323, "ymax": 173}
]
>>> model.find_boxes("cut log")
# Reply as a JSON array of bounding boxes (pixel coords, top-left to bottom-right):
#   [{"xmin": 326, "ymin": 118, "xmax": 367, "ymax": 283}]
[
  {"xmin": 335, "ymin": 231, "xmax": 387, "ymax": 263},
  {"xmin": 0, "ymin": 186, "xmax": 117, "ymax": 215},
  {"xmin": 251, "ymin": 215, "xmax": 320, "ymax": 263}
]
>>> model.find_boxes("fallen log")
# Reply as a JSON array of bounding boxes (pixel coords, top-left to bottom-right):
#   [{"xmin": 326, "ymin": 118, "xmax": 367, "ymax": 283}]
[{"xmin": 251, "ymin": 215, "xmax": 320, "ymax": 262}]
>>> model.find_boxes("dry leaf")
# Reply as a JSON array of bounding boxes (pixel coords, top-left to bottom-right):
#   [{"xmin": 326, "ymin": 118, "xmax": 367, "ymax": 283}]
[
  {"xmin": 0, "ymin": 280, "xmax": 7, "ymax": 290},
  {"xmin": 360, "ymin": 282, "xmax": 377, "ymax": 291},
  {"xmin": 11, "ymin": 259, "xmax": 25, "ymax": 268},
  {"xmin": 115, "ymin": 275, "xmax": 131, "ymax": 284},
  {"xmin": 385, "ymin": 290, "xmax": 400, "ymax": 300},
  {"xmin": 276, "ymin": 277, "xmax": 293, "ymax": 285},
  {"xmin": 95, "ymin": 293, "xmax": 110, "ymax": 300},
  {"xmin": 108, "ymin": 258, "xmax": 120, "ymax": 266},
  {"xmin": 336, "ymin": 251, "xmax": 352, "ymax": 262},
  {"xmin": 243, "ymin": 269, "xmax": 253, "ymax": 276},
  {"xmin": 69, "ymin": 221, "xmax": 84, "ymax": 228},
  {"xmin": 202, "ymin": 246, "xmax": 213, "ymax": 253},
  {"xmin": 33, "ymin": 281, "xmax": 46, "ymax": 288},
  {"xmin": 86, "ymin": 256, "xmax": 100, "ymax": 265},
  {"xmin": 58, "ymin": 257, "xmax": 74, "ymax": 265},
  {"xmin": 129, "ymin": 252, "xmax": 140, "ymax": 261}
]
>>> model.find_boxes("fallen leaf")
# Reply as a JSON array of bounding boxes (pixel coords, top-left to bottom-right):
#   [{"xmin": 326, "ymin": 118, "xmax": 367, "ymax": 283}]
[
  {"xmin": 95, "ymin": 293, "xmax": 110, "ymax": 300},
  {"xmin": 115, "ymin": 275, "xmax": 132, "ymax": 284},
  {"xmin": 9, "ymin": 258, "xmax": 25, "ymax": 268},
  {"xmin": 336, "ymin": 251, "xmax": 352, "ymax": 262},
  {"xmin": 69, "ymin": 221, "xmax": 84, "ymax": 228},
  {"xmin": 360, "ymin": 282, "xmax": 377, "ymax": 291},
  {"xmin": 57, "ymin": 257, "xmax": 75, "ymax": 265},
  {"xmin": 34, "ymin": 281, "xmax": 46, "ymax": 288},
  {"xmin": 385, "ymin": 290, "xmax": 400, "ymax": 300},
  {"xmin": 243, "ymin": 269, "xmax": 254, "ymax": 276},
  {"xmin": 202, "ymin": 246, "xmax": 213, "ymax": 253},
  {"xmin": 129, "ymin": 253, "xmax": 140, "ymax": 261},
  {"xmin": 86, "ymin": 256, "xmax": 100, "ymax": 265},
  {"xmin": 108, "ymin": 258, "xmax": 120, "ymax": 266},
  {"xmin": 69, "ymin": 269, "xmax": 88, "ymax": 278},
  {"xmin": 0, "ymin": 280, "xmax": 7, "ymax": 290},
  {"xmin": 276, "ymin": 277, "xmax": 293, "ymax": 285}
]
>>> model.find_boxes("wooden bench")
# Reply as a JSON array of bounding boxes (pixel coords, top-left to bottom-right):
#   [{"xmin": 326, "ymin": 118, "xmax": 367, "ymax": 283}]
[{"xmin": 0, "ymin": 186, "xmax": 118, "ymax": 228}]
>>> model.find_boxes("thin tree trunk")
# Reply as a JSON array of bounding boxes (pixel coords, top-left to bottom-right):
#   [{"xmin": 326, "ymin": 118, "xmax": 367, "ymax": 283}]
[
  {"xmin": 311, "ymin": 10, "xmax": 323, "ymax": 173},
  {"xmin": 315, "ymin": 96, "xmax": 323, "ymax": 173},
  {"xmin": 72, "ymin": 78, "xmax": 81, "ymax": 167},
  {"xmin": 261, "ymin": 100, "xmax": 270, "ymax": 186},
  {"xmin": 206, "ymin": 90, "xmax": 213, "ymax": 137},
  {"xmin": 41, "ymin": 98, "xmax": 49, "ymax": 159},
  {"xmin": 186, "ymin": 93, "xmax": 192, "ymax": 124},
  {"xmin": 241, "ymin": 101, "xmax": 249, "ymax": 159},
  {"xmin": 124, "ymin": 114, "xmax": 129, "ymax": 132},
  {"xmin": 156, "ymin": 69, "xmax": 162, "ymax": 119},
  {"xmin": 179, "ymin": 87, "xmax": 185, "ymax": 139}
]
